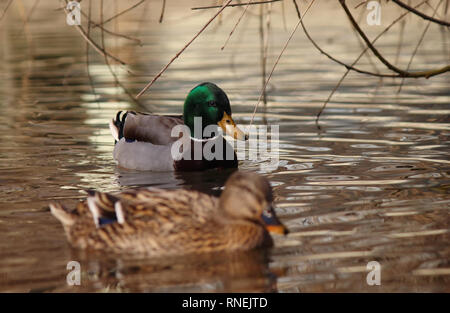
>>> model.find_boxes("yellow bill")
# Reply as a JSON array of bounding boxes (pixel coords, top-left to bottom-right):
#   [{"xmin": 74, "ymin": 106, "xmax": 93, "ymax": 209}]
[{"xmin": 218, "ymin": 112, "xmax": 248, "ymax": 141}]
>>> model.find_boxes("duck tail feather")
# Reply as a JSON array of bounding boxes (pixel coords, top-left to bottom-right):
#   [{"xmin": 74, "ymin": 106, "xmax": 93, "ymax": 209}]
[
  {"xmin": 49, "ymin": 202, "xmax": 76, "ymax": 226},
  {"xmin": 110, "ymin": 111, "xmax": 129, "ymax": 142}
]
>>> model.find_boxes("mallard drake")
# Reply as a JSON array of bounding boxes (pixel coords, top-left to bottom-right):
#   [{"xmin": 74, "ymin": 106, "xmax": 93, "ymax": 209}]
[
  {"xmin": 49, "ymin": 172, "xmax": 288, "ymax": 256},
  {"xmin": 109, "ymin": 82, "xmax": 247, "ymax": 171}
]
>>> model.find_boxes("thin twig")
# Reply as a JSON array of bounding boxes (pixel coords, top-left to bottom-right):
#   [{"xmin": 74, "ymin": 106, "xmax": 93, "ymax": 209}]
[
  {"xmin": 353, "ymin": 7, "xmax": 379, "ymax": 74},
  {"xmin": 62, "ymin": 2, "xmax": 128, "ymax": 67},
  {"xmin": 370, "ymin": 77, "xmax": 384, "ymax": 99},
  {"xmin": 16, "ymin": 0, "xmax": 39, "ymax": 36},
  {"xmin": 0, "ymin": 0, "xmax": 13, "ymax": 23},
  {"xmin": 398, "ymin": 0, "xmax": 443, "ymax": 93},
  {"xmin": 136, "ymin": 0, "xmax": 234, "ymax": 99},
  {"xmin": 394, "ymin": 17, "xmax": 406, "ymax": 65},
  {"xmin": 82, "ymin": 13, "xmax": 141, "ymax": 44},
  {"xmin": 16, "ymin": 0, "xmax": 34, "ymax": 57},
  {"xmin": 314, "ymin": 0, "xmax": 432, "ymax": 127},
  {"xmin": 297, "ymin": 3, "xmax": 397, "ymax": 78},
  {"xmin": 86, "ymin": 0, "xmax": 98, "ymax": 105},
  {"xmin": 339, "ymin": 0, "xmax": 450, "ymax": 78},
  {"xmin": 218, "ymin": 0, "xmax": 224, "ymax": 26},
  {"xmin": 424, "ymin": 1, "xmax": 445, "ymax": 19},
  {"xmin": 95, "ymin": 0, "xmax": 147, "ymax": 27},
  {"xmin": 391, "ymin": 0, "xmax": 450, "ymax": 27},
  {"xmin": 24, "ymin": 0, "xmax": 39, "ymax": 23},
  {"xmin": 354, "ymin": 1, "xmax": 368, "ymax": 9},
  {"xmin": 99, "ymin": 0, "xmax": 146, "ymax": 109},
  {"xmin": 439, "ymin": 2, "xmax": 449, "ymax": 61},
  {"xmin": 259, "ymin": 4, "xmax": 267, "ymax": 105},
  {"xmin": 133, "ymin": 0, "xmax": 151, "ymax": 40},
  {"xmin": 264, "ymin": 2, "xmax": 273, "ymax": 75},
  {"xmin": 77, "ymin": 9, "xmax": 142, "ymax": 45},
  {"xmin": 262, "ymin": 1, "xmax": 273, "ymax": 105},
  {"xmin": 298, "ymin": 0, "xmax": 448, "ymax": 79},
  {"xmin": 340, "ymin": 0, "xmax": 412, "ymax": 76},
  {"xmin": 221, "ymin": 0, "xmax": 252, "ymax": 50},
  {"xmin": 159, "ymin": 0, "xmax": 166, "ymax": 23},
  {"xmin": 191, "ymin": 0, "xmax": 281, "ymax": 10},
  {"xmin": 98, "ymin": 25, "xmax": 142, "ymax": 45},
  {"xmin": 249, "ymin": 0, "xmax": 316, "ymax": 127}
]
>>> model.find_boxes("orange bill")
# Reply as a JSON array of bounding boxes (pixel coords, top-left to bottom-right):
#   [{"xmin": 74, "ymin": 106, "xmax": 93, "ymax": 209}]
[
  {"xmin": 262, "ymin": 208, "xmax": 289, "ymax": 235},
  {"xmin": 266, "ymin": 224, "xmax": 289, "ymax": 235}
]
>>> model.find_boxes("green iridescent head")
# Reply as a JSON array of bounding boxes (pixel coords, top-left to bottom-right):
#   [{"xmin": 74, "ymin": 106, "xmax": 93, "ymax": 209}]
[{"xmin": 183, "ymin": 82, "xmax": 246, "ymax": 140}]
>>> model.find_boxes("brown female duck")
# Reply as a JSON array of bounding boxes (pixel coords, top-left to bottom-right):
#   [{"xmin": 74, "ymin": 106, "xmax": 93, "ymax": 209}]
[{"xmin": 49, "ymin": 172, "xmax": 288, "ymax": 256}]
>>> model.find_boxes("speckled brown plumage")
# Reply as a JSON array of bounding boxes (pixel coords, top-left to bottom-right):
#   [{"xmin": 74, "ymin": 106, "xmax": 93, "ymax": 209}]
[{"xmin": 50, "ymin": 172, "xmax": 287, "ymax": 256}]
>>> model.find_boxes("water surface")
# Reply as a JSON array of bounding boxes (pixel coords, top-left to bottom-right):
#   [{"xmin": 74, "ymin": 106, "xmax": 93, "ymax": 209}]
[{"xmin": 0, "ymin": 1, "xmax": 449, "ymax": 292}]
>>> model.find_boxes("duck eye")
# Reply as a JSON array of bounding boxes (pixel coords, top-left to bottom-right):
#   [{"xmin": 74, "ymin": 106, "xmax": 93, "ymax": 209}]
[{"xmin": 208, "ymin": 100, "xmax": 217, "ymax": 107}]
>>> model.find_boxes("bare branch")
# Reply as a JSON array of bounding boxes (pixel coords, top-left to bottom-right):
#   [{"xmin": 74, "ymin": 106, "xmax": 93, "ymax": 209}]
[
  {"xmin": 391, "ymin": 0, "xmax": 450, "ymax": 27},
  {"xmin": 0, "ymin": 0, "xmax": 14, "ymax": 23},
  {"xmin": 398, "ymin": 0, "xmax": 444, "ymax": 93},
  {"xmin": 249, "ymin": 0, "xmax": 316, "ymax": 126},
  {"xmin": 294, "ymin": 0, "xmax": 449, "ymax": 127},
  {"xmin": 136, "ymin": 0, "xmax": 234, "ymax": 99},
  {"xmin": 354, "ymin": 1, "xmax": 368, "ymax": 10},
  {"xmin": 85, "ymin": 0, "xmax": 99, "ymax": 106},
  {"xmin": 78, "ymin": 9, "xmax": 142, "ymax": 45},
  {"xmin": 99, "ymin": 0, "xmax": 146, "ymax": 109},
  {"xmin": 296, "ymin": 1, "xmax": 398, "ymax": 78},
  {"xmin": 95, "ymin": 0, "xmax": 147, "ymax": 27},
  {"xmin": 338, "ymin": 0, "xmax": 450, "ymax": 78},
  {"xmin": 62, "ymin": 3, "xmax": 128, "ymax": 67},
  {"xmin": 159, "ymin": 0, "xmax": 166, "ymax": 23},
  {"xmin": 191, "ymin": 0, "xmax": 281, "ymax": 10},
  {"xmin": 221, "ymin": 0, "xmax": 253, "ymax": 51},
  {"xmin": 259, "ymin": 4, "xmax": 267, "ymax": 105}
]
